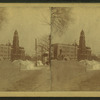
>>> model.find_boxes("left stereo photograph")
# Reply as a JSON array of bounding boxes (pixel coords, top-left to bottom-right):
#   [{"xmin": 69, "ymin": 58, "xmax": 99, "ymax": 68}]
[{"xmin": 0, "ymin": 6, "xmax": 51, "ymax": 91}]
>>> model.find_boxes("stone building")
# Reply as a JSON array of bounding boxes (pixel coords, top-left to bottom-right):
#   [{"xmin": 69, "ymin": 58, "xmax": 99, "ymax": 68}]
[
  {"xmin": 52, "ymin": 43, "xmax": 78, "ymax": 60},
  {"xmin": 0, "ymin": 43, "xmax": 11, "ymax": 60},
  {"xmin": 11, "ymin": 30, "xmax": 25, "ymax": 61},
  {"xmin": 78, "ymin": 30, "xmax": 91, "ymax": 60}
]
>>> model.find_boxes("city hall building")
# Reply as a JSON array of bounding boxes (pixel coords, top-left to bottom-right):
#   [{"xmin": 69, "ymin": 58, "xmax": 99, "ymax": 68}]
[
  {"xmin": 52, "ymin": 30, "xmax": 91, "ymax": 61},
  {"xmin": 11, "ymin": 30, "xmax": 25, "ymax": 61},
  {"xmin": 77, "ymin": 30, "xmax": 91, "ymax": 60}
]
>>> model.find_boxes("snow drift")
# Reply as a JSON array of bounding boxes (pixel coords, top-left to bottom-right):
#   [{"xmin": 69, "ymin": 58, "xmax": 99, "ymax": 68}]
[
  {"xmin": 12, "ymin": 60, "xmax": 43, "ymax": 70},
  {"xmin": 80, "ymin": 60, "xmax": 100, "ymax": 70}
]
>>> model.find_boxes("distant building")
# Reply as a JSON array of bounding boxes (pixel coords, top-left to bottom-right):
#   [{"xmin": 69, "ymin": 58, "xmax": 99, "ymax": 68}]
[
  {"xmin": 78, "ymin": 30, "xmax": 91, "ymax": 60},
  {"xmin": 52, "ymin": 43, "xmax": 78, "ymax": 60},
  {"xmin": 11, "ymin": 30, "xmax": 25, "ymax": 61},
  {"xmin": 0, "ymin": 44, "xmax": 11, "ymax": 60}
]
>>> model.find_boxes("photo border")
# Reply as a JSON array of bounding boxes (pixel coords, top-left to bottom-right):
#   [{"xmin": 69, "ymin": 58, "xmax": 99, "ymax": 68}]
[{"xmin": 0, "ymin": 3, "xmax": 99, "ymax": 97}]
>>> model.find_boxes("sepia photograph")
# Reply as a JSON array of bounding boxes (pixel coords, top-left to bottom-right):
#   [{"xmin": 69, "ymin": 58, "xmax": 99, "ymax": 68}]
[
  {"xmin": 51, "ymin": 7, "xmax": 100, "ymax": 91},
  {"xmin": 0, "ymin": 6, "xmax": 51, "ymax": 91},
  {"xmin": 0, "ymin": 3, "xmax": 100, "ymax": 97}
]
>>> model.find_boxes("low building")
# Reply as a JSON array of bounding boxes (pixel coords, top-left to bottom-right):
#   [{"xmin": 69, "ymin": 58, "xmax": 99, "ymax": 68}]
[
  {"xmin": 0, "ymin": 44, "xmax": 11, "ymax": 60},
  {"xmin": 52, "ymin": 43, "xmax": 78, "ymax": 60}
]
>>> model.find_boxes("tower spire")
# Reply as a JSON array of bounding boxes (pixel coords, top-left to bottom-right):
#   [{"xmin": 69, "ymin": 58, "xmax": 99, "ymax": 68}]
[
  {"xmin": 13, "ymin": 30, "xmax": 19, "ymax": 49},
  {"xmin": 79, "ymin": 30, "xmax": 86, "ymax": 50}
]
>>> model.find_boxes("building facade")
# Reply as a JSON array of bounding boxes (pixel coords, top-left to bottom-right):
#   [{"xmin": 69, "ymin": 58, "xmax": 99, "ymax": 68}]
[
  {"xmin": 52, "ymin": 43, "xmax": 78, "ymax": 60},
  {"xmin": 0, "ymin": 44, "xmax": 11, "ymax": 60},
  {"xmin": 11, "ymin": 30, "xmax": 25, "ymax": 61},
  {"xmin": 78, "ymin": 30, "xmax": 91, "ymax": 60}
]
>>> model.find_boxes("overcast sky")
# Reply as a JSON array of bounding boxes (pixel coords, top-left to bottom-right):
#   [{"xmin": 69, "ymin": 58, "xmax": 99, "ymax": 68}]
[
  {"xmin": 0, "ymin": 7, "xmax": 50, "ymax": 56},
  {"xmin": 52, "ymin": 7, "xmax": 100, "ymax": 55},
  {"xmin": 0, "ymin": 7, "xmax": 100, "ymax": 56}
]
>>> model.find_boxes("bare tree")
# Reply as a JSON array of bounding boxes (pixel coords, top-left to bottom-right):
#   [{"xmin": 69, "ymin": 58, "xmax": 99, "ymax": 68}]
[
  {"xmin": 38, "ymin": 7, "xmax": 72, "ymax": 51},
  {"xmin": 51, "ymin": 7, "xmax": 72, "ymax": 36},
  {"xmin": 38, "ymin": 35, "xmax": 49, "ymax": 54},
  {"xmin": 37, "ymin": 7, "xmax": 73, "ymax": 63}
]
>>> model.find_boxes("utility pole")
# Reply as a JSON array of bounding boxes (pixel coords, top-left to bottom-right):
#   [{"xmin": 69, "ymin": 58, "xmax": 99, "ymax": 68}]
[
  {"xmin": 41, "ymin": 46, "xmax": 43, "ymax": 63},
  {"xmin": 49, "ymin": 7, "xmax": 53, "ymax": 67},
  {"xmin": 35, "ymin": 38, "xmax": 37, "ymax": 66},
  {"xmin": 74, "ymin": 40, "xmax": 77, "ymax": 60},
  {"xmin": 49, "ymin": 35, "xmax": 51, "ymax": 67}
]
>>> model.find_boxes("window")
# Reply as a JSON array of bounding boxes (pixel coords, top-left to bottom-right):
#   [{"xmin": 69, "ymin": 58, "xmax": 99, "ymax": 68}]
[{"xmin": 60, "ymin": 49, "xmax": 62, "ymax": 54}]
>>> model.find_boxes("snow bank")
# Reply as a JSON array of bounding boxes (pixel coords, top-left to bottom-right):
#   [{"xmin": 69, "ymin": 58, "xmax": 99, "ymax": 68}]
[
  {"xmin": 37, "ymin": 60, "xmax": 43, "ymax": 66},
  {"xmin": 12, "ymin": 60, "xmax": 43, "ymax": 70},
  {"xmin": 80, "ymin": 60, "xmax": 100, "ymax": 70}
]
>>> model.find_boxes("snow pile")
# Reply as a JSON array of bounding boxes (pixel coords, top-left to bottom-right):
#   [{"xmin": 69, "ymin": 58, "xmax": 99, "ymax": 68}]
[
  {"xmin": 37, "ymin": 60, "xmax": 43, "ymax": 66},
  {"xmin": 80, "ymin": 60, "xmax": 100, "ymax": 70},
  {"xmin": 12, "ymin": 60, "xmax": 43, "ymax": 70}
]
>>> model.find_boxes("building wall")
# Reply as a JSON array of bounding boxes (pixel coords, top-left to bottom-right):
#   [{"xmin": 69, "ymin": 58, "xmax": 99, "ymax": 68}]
[
  {"xmin": 78, "ymin": 47, "xmax": 91, "ymax": 60},
  {"xmin": 11, "ymin": 47, "xmax": 25, "ymax": 61},
  {"xmin": 0, "ymin": 44, "xmax": 11, "ymax": 60},
  {"xmin": 52, "ymin": 43, "xmax": 78, "ymax": 60},
  {"xmin": 19, "ymin": 48, "xmax": 25, "ymax": 60}
]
